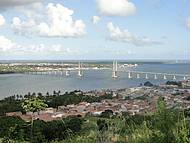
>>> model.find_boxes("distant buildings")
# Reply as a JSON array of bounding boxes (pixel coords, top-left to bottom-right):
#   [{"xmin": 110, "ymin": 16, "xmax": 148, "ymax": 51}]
[{"xmin": 6, "ymin": 84, "xmax": 190, "ymax": 122}]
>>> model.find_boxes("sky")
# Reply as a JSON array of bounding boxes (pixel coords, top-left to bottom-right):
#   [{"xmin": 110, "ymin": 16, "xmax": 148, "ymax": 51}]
[{"xmin": 0, "ymin": 0, "xmax": 190, "ymax": 60}]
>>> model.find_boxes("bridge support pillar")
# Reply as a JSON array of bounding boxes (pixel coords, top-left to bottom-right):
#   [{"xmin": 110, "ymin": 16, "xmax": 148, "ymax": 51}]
[
  {"xmin": 145, "ymin": 74, "xmax": 148, "ymax": 79},
  {"xmin": 66, "ymin": 70, "xmax": 70, "ymax": 76},
  {"xmin": 128, "ymin": 72, "xmax": 132, "ymax": 79},
  {"xmin": 154, "ymin": 74, "xmax": 157, "ymax": 80}
]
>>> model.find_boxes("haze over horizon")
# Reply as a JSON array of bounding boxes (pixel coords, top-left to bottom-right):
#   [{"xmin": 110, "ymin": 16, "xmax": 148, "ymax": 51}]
[{"xmin": 0, "ymin": 0, "xmax": 190, "ymax": 60}]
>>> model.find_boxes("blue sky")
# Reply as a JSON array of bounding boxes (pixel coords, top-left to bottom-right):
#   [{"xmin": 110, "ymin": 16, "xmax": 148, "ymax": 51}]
[{"xmin": 0, "ymin": 0, "xmax": 190, "ymax": 60}]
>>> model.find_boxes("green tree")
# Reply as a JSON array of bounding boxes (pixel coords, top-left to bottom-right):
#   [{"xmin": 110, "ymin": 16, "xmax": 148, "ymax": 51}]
[
  {"xmin": 0, "ymin": 116, "xmax": 26, "ymax": 142},
  {"xmin": 153, "ymin": 98, "xmax": 176, "ymax": 143},
  {"xmin": 21, "ymin": 98, "xmax": 48, "ymax": 142}
]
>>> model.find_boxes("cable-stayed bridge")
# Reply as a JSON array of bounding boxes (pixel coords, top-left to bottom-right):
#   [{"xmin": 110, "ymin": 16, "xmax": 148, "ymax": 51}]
[
  {"xmin": 112, "ymin": 61, "xmax": 190, "ymax": 80},
  {"xmin": 119, "ymin": 70, "xmax": 190, "ymax": 80},
  {"xmin": 26, "ymin": 61, "xmax": 190, "ymax": 81}
]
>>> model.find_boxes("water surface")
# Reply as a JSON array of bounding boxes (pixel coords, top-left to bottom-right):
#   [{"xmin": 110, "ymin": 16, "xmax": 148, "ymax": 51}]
[{"xmin": 0, "ymin": 63, "xmax": 190, "ymax": 99}]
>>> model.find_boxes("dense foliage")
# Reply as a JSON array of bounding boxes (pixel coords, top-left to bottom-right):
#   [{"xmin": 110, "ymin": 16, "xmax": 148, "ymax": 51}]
[
  {"xmin": 46, "ymin": 91, "xmax": 113, "ymax": 108},
  {"xmin": 144, "ymin": 81, "xmax": 154, "ymax": 87},
  {"xmin": 1, "ymin": 94, "xmax": 190, "ymax": 143},
  {"xmin": 0, "ymin": 99, "xmax": 23, "ymax": 116},
  {"xmin": 0, "ymin": 116, "xmax": 83, "ymax": 143},
  {"xmin": 0, "ymin": 91, "xmax": 113, "ymax": 115},
  {"xmin": 166, "ymin": 81, "xmax": 182, "ymax": 87}
]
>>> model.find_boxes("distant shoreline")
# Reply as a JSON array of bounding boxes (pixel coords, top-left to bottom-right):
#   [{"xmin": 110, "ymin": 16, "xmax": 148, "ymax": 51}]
[{"xmin": 0, "ymin": 71, "xmax": 16, "ymax": 74}]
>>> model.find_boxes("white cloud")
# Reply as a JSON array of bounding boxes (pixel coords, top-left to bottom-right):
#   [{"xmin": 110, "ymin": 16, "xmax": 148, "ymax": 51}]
[
  {"xmin": 92, "ymin": 16, "xmax": 100, "ymax": 24},
  {"xmin": 0, "ymin": 14, "xmax": 6, "ymax": 26},
  {"xmin": 107, "ymin": 22, "xmax": 162, "ymax": 46},
  {"xmin": 0, "ymin": 36, "xmax": 17, "ymax": 52},
  {"xmin": 15, "ymin": 3, "xmax": 43, "ymax": 19},
  {"xmin": 11, "ymin": 3, "xmax": 43, "ymax": 35},
  {"xmin": 11, "ymin": 3, "xmax": 40, "ymax": 35},
  {"xmin": 0, "ymin": 35, "xmax": 76, "ymax": 55},
  {"xmin": 0, "ymin": 0, "xmax": 42, "ymax": 8},
  {"xmin": 97, "ymin": 0, "xmax": 136, "ymax": 16},
  {"xmin": 38, "ymin": 3, "xmax": 86, "ymax": 37},
  {"xmin": 12, "ymin": 17, "xmax": 36, "ymax": 35},
  {"xmin": 186, "ymin": 18, "xmax": 190, "ymax": 28},
  {"xmin": 0, "ymin": 35, "xmax": 42, "ymax": 54},
  {"xmin": 11, "ymin": 3, "xmax": 86, "ymax": 38}
]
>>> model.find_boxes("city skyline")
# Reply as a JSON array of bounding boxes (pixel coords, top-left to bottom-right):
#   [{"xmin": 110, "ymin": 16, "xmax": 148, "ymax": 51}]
[{"xmin": 0, "ymin": 0, "xmax": 190, "ymax": 60}]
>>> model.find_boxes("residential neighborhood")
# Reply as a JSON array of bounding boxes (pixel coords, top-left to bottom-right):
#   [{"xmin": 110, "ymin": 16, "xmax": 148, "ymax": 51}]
[{"xmin": 6, "ymin": 80, "xmax": 190, "ymax": 122}]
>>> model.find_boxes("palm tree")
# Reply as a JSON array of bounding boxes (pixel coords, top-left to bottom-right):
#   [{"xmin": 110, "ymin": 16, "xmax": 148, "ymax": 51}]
[
  {"xmin": 53, "ymin": 90, "xmax": 56, "ymax": 95},
  {"xmin": 19, "ymin": 95, "xmax": 23, "ymax": 100},
  {"xmin": 46, "ymin": 92, "xmax": 50, "ymax": 96},
  {"xmin": 16, "ymin": 94, "xmax": 19, "ymax": 100},
  {"xmin": 32, "ymin": 92, "xmax": 36, "ymax": 97},
  {"xmin": 58, "ymin": 90, "xmax": 61, "ymax": 96},
  {"xmin": 21, "ymin": 98, "xmax": 48, "ymax": 142}
]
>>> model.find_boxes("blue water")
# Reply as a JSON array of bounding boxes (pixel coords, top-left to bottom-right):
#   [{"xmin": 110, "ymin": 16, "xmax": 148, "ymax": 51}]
[{"xmin": 0, "ymin": 63, "xmax": 190, "ymax": 99}]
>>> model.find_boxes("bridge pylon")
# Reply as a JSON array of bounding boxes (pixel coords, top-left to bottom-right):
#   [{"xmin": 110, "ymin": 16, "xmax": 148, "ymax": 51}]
[
  {"xmin": 112, "ymin": 60, "xmax": 118, "ymax": 78},
  {"xmin": 78, "ymin": 62, "xmax": 83, "ymax": 77}
]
